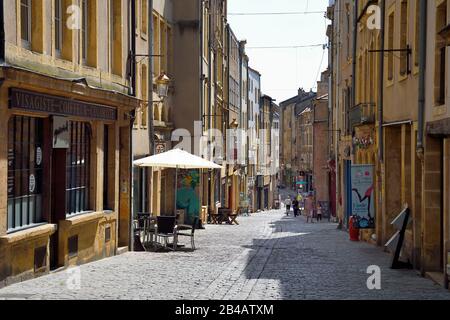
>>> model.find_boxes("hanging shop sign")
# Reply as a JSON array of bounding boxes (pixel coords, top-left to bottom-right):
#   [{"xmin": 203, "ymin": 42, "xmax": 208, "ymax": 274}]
[
  {"xmin": 351, "ymin": 164, "xmax": 375, "ymax": 229},
  {"xmin": 9, "ymin": 88, "xmax": 117, "ymax": 121},
  {"xmin": 155, "ymin": 142, "xmax": 166, "ymax": 154},
  {"xmin": 53, "ymin": 116, "xmax": 70, "ymax": 149}
]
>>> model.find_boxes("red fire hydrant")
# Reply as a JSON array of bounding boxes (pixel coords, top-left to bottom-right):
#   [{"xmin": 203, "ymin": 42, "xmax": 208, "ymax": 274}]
[{"xmin": 349, "ymin": 216, "xmax": 360, "ymax": 241}]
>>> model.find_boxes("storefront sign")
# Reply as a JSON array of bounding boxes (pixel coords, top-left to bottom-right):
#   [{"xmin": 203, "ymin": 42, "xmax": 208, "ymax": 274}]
[
  {"xmin": 53, "ymin": 116, "xmax": 70, "ymax": 148},
  {"xmin": 9, "ymin": 88, "xmax": 117, "ymax": 121},
  {"xmin": 351, "ymin": 165, "xmax": 375, "ymax": 229}
]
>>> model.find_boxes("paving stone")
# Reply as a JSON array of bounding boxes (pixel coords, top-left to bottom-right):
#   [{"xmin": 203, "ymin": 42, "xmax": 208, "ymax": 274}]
[{"xmin": 0, "ymin": 210, "xmax": 448, "ymax": 300}]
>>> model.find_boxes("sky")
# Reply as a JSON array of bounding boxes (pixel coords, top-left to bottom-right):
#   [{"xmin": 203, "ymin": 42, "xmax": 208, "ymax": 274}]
[{"xmin": 227, "ymin": 0, "xmax": 330, "ymax": 104}]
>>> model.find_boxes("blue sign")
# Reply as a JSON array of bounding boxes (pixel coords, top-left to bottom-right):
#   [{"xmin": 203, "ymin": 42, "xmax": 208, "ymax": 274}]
[{"xmin": 351, "ymin": 165, "xmax": 375, "ymax": 229}]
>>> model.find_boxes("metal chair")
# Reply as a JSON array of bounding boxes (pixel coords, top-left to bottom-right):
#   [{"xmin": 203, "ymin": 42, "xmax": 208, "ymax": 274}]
[
  {"xmin": 176, "ymin": 217, "xmax": 199, "ymax": 250},
  {"xmin": 155, "ymin": 216, "xmax": 178, "ymax": 251}
]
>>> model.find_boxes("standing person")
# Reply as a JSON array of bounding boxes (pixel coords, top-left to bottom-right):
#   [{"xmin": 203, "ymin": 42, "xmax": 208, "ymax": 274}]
[
  {"xmin": 305, "ymin": 195, "xmax": 314, "ymax": 223},
  {"xmin": 297, "ymin": 193, "xmax": 304, "ymax": 216},
  {"xmin": 292, "ymin": 198, "xmax": 299, "ymax": 217},
  {"xmin": 316, "ymin": 203, "xmax": 323, "ymax": 222},
  {"xmin": 285, "ymin": 196, "xmax": 292, "ymax": 216}
]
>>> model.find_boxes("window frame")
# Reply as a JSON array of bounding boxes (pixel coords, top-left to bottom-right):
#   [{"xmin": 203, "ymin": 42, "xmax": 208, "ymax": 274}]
[
  {"xmin": 20, "ymin": 0, "xmax": 32, "ymax": 49},
  {"xmin": 7, "ymin": 115, "xmax": 45, "ymax": 233},
  {"xmin": 65, "ymin": 121, "xmax": 92, "ymax": 217},
  {"xmin": 54, "ymin": 0, "xmax": 63, "ymax": 57}
]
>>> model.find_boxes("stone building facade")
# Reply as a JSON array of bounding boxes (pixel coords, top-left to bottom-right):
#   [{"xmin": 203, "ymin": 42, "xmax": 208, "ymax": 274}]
[
  {"xmin": 0, "ymin": 0, "xmax": 139, "ymax": 287},
  {"xmin": 328, "ymin": 0, "xmax": 450, "ymax": 289}
]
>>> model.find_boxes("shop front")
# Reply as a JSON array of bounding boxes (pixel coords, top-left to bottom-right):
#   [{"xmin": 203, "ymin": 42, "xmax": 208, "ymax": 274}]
[{"xmin": 0, "ymin": 68, "xmax": 138, "ymax": 286}]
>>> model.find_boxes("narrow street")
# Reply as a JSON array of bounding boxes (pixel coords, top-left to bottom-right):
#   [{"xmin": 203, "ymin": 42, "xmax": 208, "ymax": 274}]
[{"xmin": 0, "ymin": 210, "xmax": 448, "ymax": 300}]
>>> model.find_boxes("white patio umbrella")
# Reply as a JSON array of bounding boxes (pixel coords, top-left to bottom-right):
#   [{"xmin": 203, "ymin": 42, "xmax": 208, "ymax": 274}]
[{"xmin": 134, "ymin": 149, "xmax": 222, "ymax": 216}]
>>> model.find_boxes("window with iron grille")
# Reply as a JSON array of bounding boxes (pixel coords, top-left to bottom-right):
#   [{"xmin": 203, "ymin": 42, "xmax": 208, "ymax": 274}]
[
  {"xmin": 66, "ymin": 121, "xmax": 91, "ymax": 216},
  {"xmin": 7, "ymin": 116, "xmax": 44, "ymax": 232}
]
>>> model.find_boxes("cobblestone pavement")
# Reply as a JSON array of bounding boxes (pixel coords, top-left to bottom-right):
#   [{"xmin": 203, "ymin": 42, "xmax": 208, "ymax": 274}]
[{"xmin": 0, "ymin": 210, "xmax": 449, "ymax": 300}]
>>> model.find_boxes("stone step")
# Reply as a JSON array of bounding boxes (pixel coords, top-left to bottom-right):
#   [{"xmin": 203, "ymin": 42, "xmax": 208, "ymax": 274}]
[{"xmin": 116, "ymin": 247, "xmax": 129, "ymax": 256}]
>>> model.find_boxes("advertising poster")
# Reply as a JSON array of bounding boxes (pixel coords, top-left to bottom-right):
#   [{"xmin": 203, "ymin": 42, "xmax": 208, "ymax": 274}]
[{"xmin": 351, "ymin": 164, "xmax": 375, "ymax": 229}]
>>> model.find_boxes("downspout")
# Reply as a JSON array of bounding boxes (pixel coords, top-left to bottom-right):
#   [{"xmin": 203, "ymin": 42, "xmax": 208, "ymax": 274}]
[
  {"xmin": 334, "ymin": 2, "xmax": 340, "ymax": 223},
  {"xmin": 416, "ymin": 0, "xmax": 428, "ymax": 281},
  {"xmin": 130, "ymin": 0, "xmax": 137, "ymax": 96},
  {"xmin": 351, "ymin": 0, "xmax": 358, "ymax": 113},
  {"xmin": 417, "ymin": 0, "xmax": 427, "ymax": 157},
  {"xmin": 148, "ymin": 0, "xmax": 155, "ymax": 157},
  {"xmin": 0, "ymin": 0, "xmax": 5, "ymax": 64},
  {"xmin": 378, "ymin": 0, "xmax": 386, "ymax": 163},
  {"xmin": 129, "ymin": 0, "xmax": 137, "ymax": 251}
]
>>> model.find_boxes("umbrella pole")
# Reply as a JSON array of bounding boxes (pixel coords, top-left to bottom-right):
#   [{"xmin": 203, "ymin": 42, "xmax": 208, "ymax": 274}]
[{"xmin": 174, "ymin": 166, "xmax": 178, "ymax": 216}]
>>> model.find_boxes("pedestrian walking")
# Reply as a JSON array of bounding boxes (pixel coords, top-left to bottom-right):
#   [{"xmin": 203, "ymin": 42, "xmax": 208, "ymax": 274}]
[
  {"xmin": 285, "ymin": 197, "xmax": 292, "ymax": 216},
  {"xmin": 305, "ymin": 195, "xmax": 314, "ymax": 223},
  {"xmin": 293, "ymin": 198, "xmax": 299, "ymax": 217},
  {"xmin": 316, "ymin": 203, "xmax": 323, "ymax": 222},
  {"xmin": 297, "ymin": 194, "xmax": 304, "ymax": 216}
]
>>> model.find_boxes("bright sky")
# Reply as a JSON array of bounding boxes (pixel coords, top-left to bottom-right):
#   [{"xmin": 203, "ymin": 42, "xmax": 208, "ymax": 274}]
[{"xmin": 227, "ymin": 0, "xmax": 330, "ymax": 104}]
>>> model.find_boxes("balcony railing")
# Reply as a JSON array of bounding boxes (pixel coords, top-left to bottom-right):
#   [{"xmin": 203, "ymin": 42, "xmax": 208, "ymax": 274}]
[{"xmin": 349, "ymin": 102, "xmax": 375, "ymax": 131}]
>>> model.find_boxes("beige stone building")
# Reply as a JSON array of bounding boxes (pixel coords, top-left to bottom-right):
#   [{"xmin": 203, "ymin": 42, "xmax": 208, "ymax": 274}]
[
  {"xmin": 132, "ymin": 0, "xmax": 175, "ymax": 218},
  {"xmin": 279, "ymin": 89, "xmax": 316, "ymax": 190},
  {"xmin": 0, "ymin": 0, "xmax": 139, "ymax": 287},
  {"xmin": 313, "ymin": 71, "xmax": 330, "ymax": 209},
  {"xmin": 328, "ymin": 0, "xmax": 450, "ymax": 289}
]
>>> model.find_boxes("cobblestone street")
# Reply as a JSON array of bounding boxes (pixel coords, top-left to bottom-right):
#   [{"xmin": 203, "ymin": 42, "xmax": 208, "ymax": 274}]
[{"xmin": 0, "ymin": 210, "xmax": 449, "ymax": 300}]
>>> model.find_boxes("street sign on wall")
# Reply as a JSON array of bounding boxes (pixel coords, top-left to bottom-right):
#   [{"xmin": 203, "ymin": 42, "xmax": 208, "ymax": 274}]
[{"xmin": 351, "ymin": 164, "xmax": 375, "ymax": 229}]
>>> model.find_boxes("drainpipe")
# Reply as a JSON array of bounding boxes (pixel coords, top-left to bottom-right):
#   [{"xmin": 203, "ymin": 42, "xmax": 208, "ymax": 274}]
[
  {"xmin": 416, "ymin": 0, "xmax": 428, "ymax": 281},
  {"xmin": 148, "ymin": 0, "xmax": 155, "ymax": 157},
  {"xmin": 0, "ymin": 0, "xmax": 5, "ymax": 64},
  {"xmin": 378, "ymin": 0, "xmax": 385, "ymax": 163},
  {"xmin": 128, "ymin": 0, "xmax": 137, "ymax": 252},
  {"xmin": 351, "ymin": 0, "xmax": 358, "ymax": 112},
  {"xmin": 417, "ymin": 0, "xmax": 427, "ymax": 157},
  {"xmin": 130, "ymin": 0, "xmax": 137, "ymax": 96}
]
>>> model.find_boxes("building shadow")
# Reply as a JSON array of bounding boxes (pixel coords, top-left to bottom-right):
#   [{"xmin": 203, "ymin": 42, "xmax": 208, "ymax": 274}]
[{"xmin": 239, "ymin": 217, "xmax": 450, "ymax": 300}]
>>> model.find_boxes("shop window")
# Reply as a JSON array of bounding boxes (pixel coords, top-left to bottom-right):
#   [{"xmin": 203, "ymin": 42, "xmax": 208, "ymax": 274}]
[
  {"xmin": 66, "ymin": 122, "xmax": 91, "ymax": 216},
  {"xmin": 133, "ymin": 167, "xmax": 149, "ymax": 215},
  {"xmin": 7, "ymin": 116, "xmax": 44, "ymax": 232},
  {"xmin": 399, "ymin": 0, "xmax": 408, "ymax": 76}
]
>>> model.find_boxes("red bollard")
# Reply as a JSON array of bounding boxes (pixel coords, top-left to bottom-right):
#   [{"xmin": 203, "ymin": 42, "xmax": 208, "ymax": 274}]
[{"xmin": 349, "ymin": 216, "xmax": 360, "ymax": 241}]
